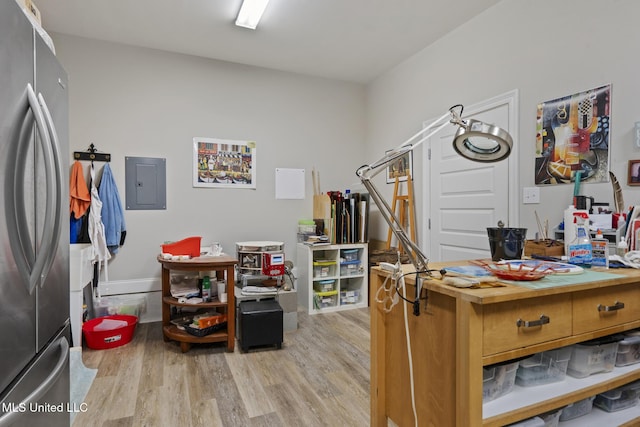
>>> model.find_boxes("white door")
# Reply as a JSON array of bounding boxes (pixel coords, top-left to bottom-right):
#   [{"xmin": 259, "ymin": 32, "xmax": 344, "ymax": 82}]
[{"xmin": 423, "ymin": 91, "xmax": 519, "ymax": 262}]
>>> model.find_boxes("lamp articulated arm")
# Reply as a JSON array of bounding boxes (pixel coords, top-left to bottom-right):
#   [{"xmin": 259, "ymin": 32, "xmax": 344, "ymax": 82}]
[
  {"xmin": 356, "ymin": 107, "xmax": 462, "ymax": 275},
  {"xmin": 357, "ymin": 104, "xmax": 513, "ymax": 277}
]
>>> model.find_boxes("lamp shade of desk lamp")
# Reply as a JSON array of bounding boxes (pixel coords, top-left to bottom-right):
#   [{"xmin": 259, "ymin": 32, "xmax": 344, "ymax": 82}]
[{"xmin": 453, "ymin": 118, "xmax": 512, "ymax": 162}]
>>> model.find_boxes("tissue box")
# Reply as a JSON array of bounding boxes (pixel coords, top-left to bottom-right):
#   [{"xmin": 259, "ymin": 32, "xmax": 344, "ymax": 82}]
[{"xmin": 523, "ymin": 240, "xmax": 564, "ymax": 257}]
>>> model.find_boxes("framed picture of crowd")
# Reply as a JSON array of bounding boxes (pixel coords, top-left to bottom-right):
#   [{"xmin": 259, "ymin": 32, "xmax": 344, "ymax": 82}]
[{"xmin": 193, "ymin": 137, "xmax": 256, "ymax": 189}]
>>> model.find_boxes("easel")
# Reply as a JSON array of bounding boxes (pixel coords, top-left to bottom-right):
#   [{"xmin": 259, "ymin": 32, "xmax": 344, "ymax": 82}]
[{"xmin": 386, "ymin": 172, "xmax": 417, "ymax": 254}]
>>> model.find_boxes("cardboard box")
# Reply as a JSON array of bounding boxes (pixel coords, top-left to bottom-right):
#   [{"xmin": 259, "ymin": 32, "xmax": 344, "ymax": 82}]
[{"xmin": 524, "ymin": 240, "xmax": 564, "ymax": 257}]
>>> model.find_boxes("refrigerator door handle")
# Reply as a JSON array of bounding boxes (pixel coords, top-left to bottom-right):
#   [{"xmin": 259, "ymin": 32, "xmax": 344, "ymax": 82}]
[
  {"xmin": 25, "ymin": 83, "xmax": 57, "ymax": 295},
  {"xmin": 0, "ymin": 336, "xmax": 69, "ymax": 427},
  {"xmin": 36, "ymin": 92, "xmax": 63, "ymax": 288}
]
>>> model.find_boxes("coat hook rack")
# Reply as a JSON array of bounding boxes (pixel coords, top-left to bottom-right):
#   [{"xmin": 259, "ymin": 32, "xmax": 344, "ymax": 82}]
[{"xmin": 73, "ymin": 143, "xmax": 111, "ymax": 162}]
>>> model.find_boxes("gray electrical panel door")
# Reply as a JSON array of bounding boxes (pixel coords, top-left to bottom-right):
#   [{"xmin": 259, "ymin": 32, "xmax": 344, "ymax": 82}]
[{"xmin": 125, "ymin": 157, "xmax": 166, "ymax": 210}]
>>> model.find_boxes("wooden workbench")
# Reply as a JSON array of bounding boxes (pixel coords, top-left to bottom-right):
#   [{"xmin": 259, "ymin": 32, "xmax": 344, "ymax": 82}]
[{"xmin": 370, "ymin": 261, "xmax": 640, "ymax": 426}]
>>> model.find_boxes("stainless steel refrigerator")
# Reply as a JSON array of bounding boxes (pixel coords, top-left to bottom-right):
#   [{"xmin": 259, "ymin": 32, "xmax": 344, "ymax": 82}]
[{"xmin": 0, "ymin": 1, "xmax": 71, "ymax": 426}]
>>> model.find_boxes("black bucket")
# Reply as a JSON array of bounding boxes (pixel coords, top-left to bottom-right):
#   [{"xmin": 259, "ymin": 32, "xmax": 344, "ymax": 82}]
[{"xmin": 487, "ymin": 227, "xmax": 527, "ymax": 261}]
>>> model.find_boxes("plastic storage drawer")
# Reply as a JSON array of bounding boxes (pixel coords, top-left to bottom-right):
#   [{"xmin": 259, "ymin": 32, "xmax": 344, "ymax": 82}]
[
  {"xmin": 93, "ymin": 295, "xmax": 146, "ymax": 318},
  {"xmin": 538, "ymin": 407, "xmax": 563, "ymax": 427},
  {"xmin": 515, "ymin": 347, "xmax": 572, "ymax": 387},
  {"xmin": 559, "ymin": 396, "xmax": 595, "ymax": 421},
  {"xmin": 341, "ymin": 249, "xmax": 359, "ymax": 261},
  {"xmin": 313, "ymin": 261, "xmax": 336, "ymax": 278},
  {"xmin": 313, "ymin": 290, "xmax": 338, "ymax": 309},
  {"xmin": 483, "ymin": 359, "xmax": 519, "ymax": 402},
  {"xmin": 505, "ymin": 417, "xmax": 544, "ymax": 427},
  {"xmin": 340, "ymin": 289, "xmax": 361, "ymax": 305},
  {"xmin": 567, "ymin": 335, "xmax": 619, "ymax": 378},
  {"xmin": 594, "ymin": 381, "xmax": 640, "ymax": 412},
  {"xmin": 616, "ymin": 335, "xmax": 640, "ymax": 367},
  {"xmin": 313, "ymin": 280, "xmax": 336, "ymax": 292},
  {"xmin": 340, "ymin": 260, "xmax": 362, "ymax": 276}
]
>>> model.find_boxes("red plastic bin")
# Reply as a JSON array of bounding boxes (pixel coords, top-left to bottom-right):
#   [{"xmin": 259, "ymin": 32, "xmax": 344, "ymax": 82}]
[
  {"xmin": 82, "ymin": 314, "xmax": 138, "ymax": 350},
  {"xmin": 161, "ymin": 236, "xmax": 201, "ymax": 257}
]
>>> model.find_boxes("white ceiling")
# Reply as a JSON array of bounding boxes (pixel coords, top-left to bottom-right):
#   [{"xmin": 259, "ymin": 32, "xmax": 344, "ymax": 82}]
[{"xmin": 37, "ymin": 0, "xmax": 501, "ymax": 84}]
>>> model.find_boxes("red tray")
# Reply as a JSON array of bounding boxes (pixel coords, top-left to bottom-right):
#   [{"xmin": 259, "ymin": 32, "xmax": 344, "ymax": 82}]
[{"xmin": 161, "ymin": 236, "xmax": 201, "ymax": 257}]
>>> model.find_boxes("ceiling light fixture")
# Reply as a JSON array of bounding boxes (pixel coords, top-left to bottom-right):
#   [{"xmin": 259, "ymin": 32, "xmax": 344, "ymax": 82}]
[{"xmin": 235, "ymin": 0, "xmax": 270, "ymax": 30}]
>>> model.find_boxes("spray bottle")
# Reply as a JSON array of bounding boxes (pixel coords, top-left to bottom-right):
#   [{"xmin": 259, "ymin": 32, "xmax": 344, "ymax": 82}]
[{"xmin": 568, "ymin": 211, "xmax": 592, "ymax": 267}]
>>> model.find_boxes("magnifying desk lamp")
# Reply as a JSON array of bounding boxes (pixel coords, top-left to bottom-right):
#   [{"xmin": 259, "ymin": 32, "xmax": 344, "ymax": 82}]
[{"xmin": 357, "ymin": 104, "xmax": 513, "ymax": 315}]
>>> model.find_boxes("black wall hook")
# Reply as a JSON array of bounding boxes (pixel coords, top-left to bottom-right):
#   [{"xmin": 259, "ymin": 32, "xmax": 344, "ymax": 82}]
[{"xmin": 73, "ymin": 143, "xmax": 111, "ymax": 162}]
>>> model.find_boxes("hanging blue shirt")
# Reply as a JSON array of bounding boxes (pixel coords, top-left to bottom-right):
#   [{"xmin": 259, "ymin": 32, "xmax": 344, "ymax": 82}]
[{"xmin": 98, "ymin": 163, "xmax": 126, "ymax": 254}]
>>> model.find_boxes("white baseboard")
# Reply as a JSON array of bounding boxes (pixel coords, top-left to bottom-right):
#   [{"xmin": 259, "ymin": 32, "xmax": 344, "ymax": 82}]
[{"xmin": 98, "ymin": 277, "xmax": 161, "ymax": 295}]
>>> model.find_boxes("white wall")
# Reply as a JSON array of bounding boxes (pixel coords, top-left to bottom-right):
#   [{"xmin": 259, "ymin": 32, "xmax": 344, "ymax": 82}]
[
  {"xmin": 53, "ymin": 34, "xmax": 366, "ymax": 283},
  {"xmin": 366, "ymin": 0, "xmax": 640, "ymax": 245},
  {"xmin": 55, "ymin": 0, "xmax": 640, "ymax": 285}
]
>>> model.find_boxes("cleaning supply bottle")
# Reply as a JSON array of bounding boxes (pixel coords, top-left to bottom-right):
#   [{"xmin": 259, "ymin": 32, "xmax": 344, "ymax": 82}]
[
  {"xmin": 568, "ymin": 211, "xmax": 592, "ymax": 267},
  {"xmin": 202, "ymin": 276, "xmax": 211, "ymax": 302},
  {"xmin": 563, "ymin": 204, "xmax": 577, "ymax": 256},
  {"xmin": 617, "ymin": 236, "xmax": 628, "ymax": 257},
  {"xmin": 591, "ymin": 229, "xmax": 609, "ymax": 268}
]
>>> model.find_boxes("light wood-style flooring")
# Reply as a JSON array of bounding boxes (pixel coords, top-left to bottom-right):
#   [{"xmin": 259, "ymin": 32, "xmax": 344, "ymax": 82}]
[{"xmin": 73, "ymin": 308, "xmax": 370, "ymax": 427}]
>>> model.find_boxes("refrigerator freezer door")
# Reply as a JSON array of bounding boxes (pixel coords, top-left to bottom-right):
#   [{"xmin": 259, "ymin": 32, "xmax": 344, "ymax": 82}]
[
  {"xmin": 0, "ymin": 0, "xmax": 37, "ymax": 395},
  {"xmin": 34, "ymin": 34, "xmax": 70, "ymax": 352},
  {"xmin": 0, "ymin": 324, "xmax": 70, "ymax": 427}
]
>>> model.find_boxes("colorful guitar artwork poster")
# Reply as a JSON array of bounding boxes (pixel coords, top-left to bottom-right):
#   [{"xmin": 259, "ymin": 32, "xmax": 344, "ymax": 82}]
[{"xmin": 535, "ymin": 84, "xmax": 611, "ymax": 185}]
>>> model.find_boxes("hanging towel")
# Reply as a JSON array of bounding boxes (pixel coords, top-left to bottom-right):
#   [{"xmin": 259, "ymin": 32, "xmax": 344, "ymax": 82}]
[
  {"xmin": 69, "ymin": 160, "xmax": 90, "ymax": 219},
  {"xmin": 98, "ymin": 163, "xmax": 127, "ymax": 254},
  {"xmin": 88, "ymin": 164, "xmax": 111, "ymax": 267}
]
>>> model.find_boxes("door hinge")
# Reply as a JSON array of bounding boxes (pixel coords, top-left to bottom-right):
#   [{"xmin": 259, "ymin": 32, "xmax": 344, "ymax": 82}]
[
  {"xmin": 428, "ymin": 147, "xmax": 431, "ymax": 160},
  {"xmin": 428, "ymin": 218, "xmax": 431, "ymax": 230}
]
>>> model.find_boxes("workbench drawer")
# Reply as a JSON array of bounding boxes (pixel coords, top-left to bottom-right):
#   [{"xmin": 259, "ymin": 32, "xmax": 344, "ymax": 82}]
[
  {"xmin": 483, "ymin": 294, "xmax": 572, "ymax": 355},
  {"xmin": 573, "ymin": 284, "xmax": 640, "ymax": 335}
]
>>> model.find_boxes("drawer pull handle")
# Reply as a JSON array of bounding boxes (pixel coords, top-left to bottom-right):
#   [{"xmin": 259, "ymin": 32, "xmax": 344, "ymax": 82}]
[
  {"xmin": 516, "ymin": 315, "xmax": 550, "ymax": 328},
  {"xmin": 597, "ymin": 301, "xmax": 625, "ymax": 312}
]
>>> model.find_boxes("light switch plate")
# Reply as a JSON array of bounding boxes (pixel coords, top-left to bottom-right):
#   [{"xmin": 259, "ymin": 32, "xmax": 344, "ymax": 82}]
[
  {"xmin": 523, "ymin": 187, "xmax": 540, "ymax": 204},
  {"xmin": 635, "ymin": 122, "xmax": 640, "ymax": 148}
]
